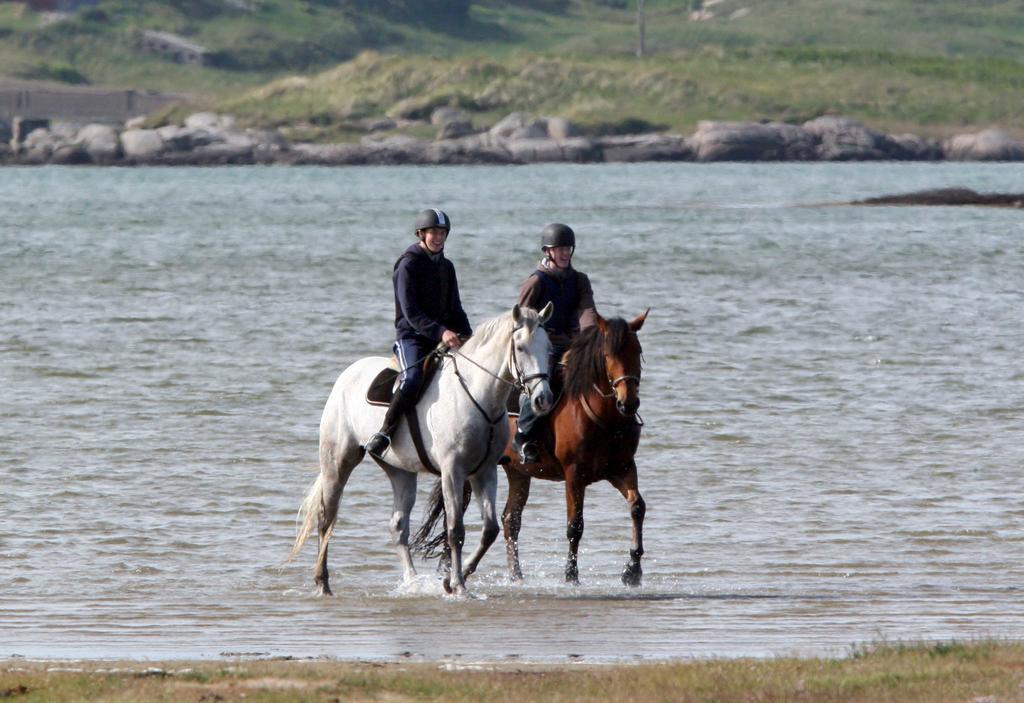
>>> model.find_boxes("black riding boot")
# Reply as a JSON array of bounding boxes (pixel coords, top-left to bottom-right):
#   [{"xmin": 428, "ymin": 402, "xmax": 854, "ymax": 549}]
[
  {"xmin": 512, "ymin": 393, "xmax": 540, "ymax": 464},
  {"xmin": 365, "ymin": 388, "xmax": 414, "ymax": 459}
]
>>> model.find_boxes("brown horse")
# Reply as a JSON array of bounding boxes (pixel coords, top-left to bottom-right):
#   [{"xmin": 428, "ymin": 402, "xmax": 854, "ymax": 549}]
[{"xmin": 413, "ymin": 310, "xmax": 648, "ymax": 586}]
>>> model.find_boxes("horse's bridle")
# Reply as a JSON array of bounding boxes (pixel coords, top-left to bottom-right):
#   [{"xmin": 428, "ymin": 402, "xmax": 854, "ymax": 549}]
[{"xmin": 508, "ymin": 322, "xmax": 550, "ymax": 396}]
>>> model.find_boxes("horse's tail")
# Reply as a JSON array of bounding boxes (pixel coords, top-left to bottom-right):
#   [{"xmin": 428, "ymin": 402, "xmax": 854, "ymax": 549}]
[
  {"xmin": 410, "ymin": 478, "xmax": 472, "ymax": 563},
  {"xmin": 289, "ymin": 473, "xmax": 325, "ymax": 561},
  {"xmin": 410, "ymin": 479, "xmax": 449, "ymax": 561}
]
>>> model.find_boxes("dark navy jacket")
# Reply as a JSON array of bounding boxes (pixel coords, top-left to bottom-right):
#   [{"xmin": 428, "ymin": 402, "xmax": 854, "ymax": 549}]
[{"xmin": 393, "ymin": 243, "xmax": 472, "ymax": 343}]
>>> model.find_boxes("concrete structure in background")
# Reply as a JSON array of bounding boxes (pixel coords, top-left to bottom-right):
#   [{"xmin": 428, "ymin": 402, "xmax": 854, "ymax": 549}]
[
  {"xmin": 139, "ymin": 30, "xmax": 208, "ymax": 65},
  {"xmin": 0, "ymin": 82, "xmax": 182, "ymax": 122}
]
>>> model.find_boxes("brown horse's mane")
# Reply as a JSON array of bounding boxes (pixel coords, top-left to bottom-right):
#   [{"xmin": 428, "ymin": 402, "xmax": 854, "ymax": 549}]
[{"xmin": 562, "ymin": 318, "xmax": 630, "ymax": 398}]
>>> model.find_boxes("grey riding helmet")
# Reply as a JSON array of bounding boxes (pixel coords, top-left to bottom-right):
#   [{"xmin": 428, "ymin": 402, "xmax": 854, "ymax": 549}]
[
  {"xmin": 414, "ymin": 208, "xmax": 451, "ymax": 234},
  {"xmin": 541, "ymin": 222, "xmax": 575, "ymax": 251}
]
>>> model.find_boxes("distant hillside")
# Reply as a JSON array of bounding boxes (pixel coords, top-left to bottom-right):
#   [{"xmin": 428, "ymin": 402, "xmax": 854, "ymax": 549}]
[{"xmin": 3, "ymin": 1, "xmax": 1024, "ymax": 137}]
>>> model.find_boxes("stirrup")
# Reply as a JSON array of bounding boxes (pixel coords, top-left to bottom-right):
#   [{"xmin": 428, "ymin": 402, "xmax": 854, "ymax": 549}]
[
  {"xmin": 364, "ymin": 432, "xmax": 391, "ymax": 459},
  {"xmin": 518, "ymin": 440, "xmax": 540, "ymax": 464}
]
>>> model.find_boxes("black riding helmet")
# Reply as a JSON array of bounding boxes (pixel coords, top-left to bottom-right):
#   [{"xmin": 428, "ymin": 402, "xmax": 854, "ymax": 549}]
[
  {"xmin": 541, "ymin": 222, "xmax": 575, "ymax": 251},
  {"xmin": 414, "ymin": 208, "xmax": 451, "ymax": 234}
]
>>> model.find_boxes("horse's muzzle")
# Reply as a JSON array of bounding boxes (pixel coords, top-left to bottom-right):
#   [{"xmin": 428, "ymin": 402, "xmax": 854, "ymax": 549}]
[
  {"xmin": 617, "ymin": 396, "xmax": 640, "ymax": 417},
  {"xmin": 532, "ymin": 384, "xmax": 554, "ymax": 415}
]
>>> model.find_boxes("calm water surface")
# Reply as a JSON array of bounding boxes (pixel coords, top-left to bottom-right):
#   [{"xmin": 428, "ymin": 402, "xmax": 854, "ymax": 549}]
[{"xmin": 1, "ymin": 163, "xmax": 1023, "ymax": 661}]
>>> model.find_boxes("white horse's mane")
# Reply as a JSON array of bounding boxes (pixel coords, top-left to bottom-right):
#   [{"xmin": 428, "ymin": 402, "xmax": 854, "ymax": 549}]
[{"xmin": 459, "ymin": 307, "xmax": 537, "ymax": 354}]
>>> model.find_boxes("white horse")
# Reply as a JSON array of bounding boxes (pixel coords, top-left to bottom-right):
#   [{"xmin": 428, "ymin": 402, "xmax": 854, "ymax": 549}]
[{"xmin": 292, "ymin": 303, "xmax": 554, "ymax": 597}]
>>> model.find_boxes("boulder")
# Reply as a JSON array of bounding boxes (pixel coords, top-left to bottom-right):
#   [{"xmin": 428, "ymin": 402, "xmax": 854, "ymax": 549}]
[
  {"xmin": 505, "ymin": 137, "xmax": 599, "ymax": 164},
  {"xmin": 157, "ymin": 125, "xmax": 218, "ymax": 152},
  {"xmin": 803, "ymin": 116, "xmax": 895, "ymax": 160},
  {"xmin": 430, "ymin": 106, "xmax": 469, "ymax": 127},
  {"xmin": 693, "ymin": 121, "xmax": 815, "ymax": 161},
  {"xmin": 184, "ymin": 112, "xmax": 235, "ymax": 131},
  {"xmin": 437, "ymin": 119, "xmax": 475, "ymax": 140},
  {"xmin": 546, "ymin": 117, "xmax": 579, "ymax": 141},
  {"xmin": 76, "ymin": 124, "xmax": 121, "ymax": 164},
  {"xmin": 120, "ymin": 129, "xmax": 165, "ymax": 161},
  {"xmin": 489, "ymin": 112, "xmax": 548, "ymax": 140},
  {"xmin": 488, "ymin": 112, "xmax": 526, "ymax": 138},
  {"xmin": 427, "ymin": 135, "xmax": 516, "ymax": 165},
  {"xmin": 944, "ymin": 129, "xmax": 1024, "ymax": 161},
  {"xmin": 49, "ymin": 143, "xmax": 91, "ymax": 165},
  {"xmin": 597, "ymin": 134, "xmax": 695, "ymax": 162},
  {"xmin": 889, "ymin": 133, "xmax": 942, "ymax": 161},
  {"xmin": 11, "ymin": 117, "xmax": 50, "ymax": 148}
]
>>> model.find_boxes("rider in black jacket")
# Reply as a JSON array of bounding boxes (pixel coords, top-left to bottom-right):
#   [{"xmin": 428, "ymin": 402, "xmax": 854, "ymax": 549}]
[
  {"xmin": 513, "ymin": 223, "xmax": 597, "ymax": 463},
  {"xmin": 364, "ymin": 208, "xmax": 472, "ymax": 460}
]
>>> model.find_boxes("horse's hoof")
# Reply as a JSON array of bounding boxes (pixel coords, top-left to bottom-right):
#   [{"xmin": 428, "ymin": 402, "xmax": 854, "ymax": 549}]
[
  {"xmin": 510, "ymin": 569, "xmax": 524, "ymax": 582},
  {"xmin": 621, "ymin": 567, "xmax": 642, "ymax": 588},
  {"xmin": 442, "ymin": 576, "xmax": 453, "ymax": 594},
  {"xmin": 316, "ymin": 582, "xmax": 333, "ymax": 597}
]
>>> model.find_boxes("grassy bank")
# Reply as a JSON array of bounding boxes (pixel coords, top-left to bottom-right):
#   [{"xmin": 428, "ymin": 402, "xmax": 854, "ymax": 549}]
[
  {"xmin": 3, "ymin": 2, "xmax": 1024, "ymax": 138},
  {"xmin": 3, "ymin": 641, "xmax": 1023, "ymax": 703},
  {"xmin": 209, "ymin": 47, "xmax": 1024, "ymax": 142}
]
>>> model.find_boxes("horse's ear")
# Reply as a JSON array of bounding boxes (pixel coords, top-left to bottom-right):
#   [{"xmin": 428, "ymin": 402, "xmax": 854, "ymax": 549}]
[
  {"xmin": 596, "ymin": 313, "xmax": 609, "ymax": 334},
  {"xmin": 512, "ymin": 304, "xmax": 522, "ymax": 325},
  {"xmin": 630, "ymin": 308, "xmax": 650, "ymax": 332},
  {"xmin": 538, "ymin": 301, "xmax": 554, "ymax": 324}
]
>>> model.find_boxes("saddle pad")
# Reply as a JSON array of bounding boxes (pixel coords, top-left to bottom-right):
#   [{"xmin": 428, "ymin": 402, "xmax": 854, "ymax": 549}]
[
  {"xmin": 366, "ymin": 366, "xmax": 400, "ymax": 406},
  {"xmin": 365, "ymin": 350, "xmax": 444, "ymax": 407}
]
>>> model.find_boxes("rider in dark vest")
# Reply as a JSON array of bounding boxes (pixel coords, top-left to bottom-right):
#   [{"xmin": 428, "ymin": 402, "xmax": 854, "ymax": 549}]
[
  {"xmin": 513, "ymin": 223, "xmax": 597, "ymax": 463},
  {"xmin": 364, "ymin": 208, "xmax": 473, "ymax": 460}
]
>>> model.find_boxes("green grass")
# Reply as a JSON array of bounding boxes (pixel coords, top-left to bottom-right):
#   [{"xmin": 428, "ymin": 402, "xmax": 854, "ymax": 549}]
[
  {"xmin": 4, "ymin": 1, "xmax": 1024, "ymax": 137},
  {"xmin": 1, "ymin": 640, "xmax": 1022, "ymax": 703},
  {"xmin": 208, "ymin": 46, "xmax": 1024, "ymax": 141}
]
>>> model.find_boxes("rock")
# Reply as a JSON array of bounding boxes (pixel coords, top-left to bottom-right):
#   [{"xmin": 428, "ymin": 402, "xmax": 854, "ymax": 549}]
[
  {"xmin": 944, "ymin": 129, "xmax": 1024, "ymax": 161},
  {"xmin": 546, "ymin": 117, "xmax": 578, "ymax": 141},
  {"xmin": 49, "ymin": 143, "xmax": 91, "ymax": 165},
  {"xmin": 430, "ymin": 106, "xmax": 468, "ymax": 127},
  {"xmin": 856, "ymin": 187, "xmax": 1024, "ymax": 207},
  {"xmin": 360, "ymin": 116, "xmax": 397, "ymax": 132},
  {"xmin": 509, "ymin": 121, "xmax": 549, "ymax": 140},
  {"xmin": 889, "ymin": 133, "xmax": 942, "ymax": 161},
  {"xmin": 505, "ymin": 137, "xmax": 599, "ymax": 164},
  {"xmin": 427, "ymin": 135, "xmax": 515, "ymax": 165},
  {"xmin": 693, "ymin": 121, "xmax": 815, "ymax": 161},
  {"xmin": 803, "ymin": 116, "xmax": 896, "ymax": 160},
  {"xmin": 489, "ymin": 112, "xmax": 536, "ymax": 139},
  {"xmin": 11, "ymin": 117, "xmax": 49, "ymax": 149},
  {"xmin": 76, "ymin": 124, "xmax": 120, "ymax": 164},
  {"xmin": 120, "ymin": 129, "xmax": 165, "ymax": 161},
  {"xmin": 597, "ymin": 134, "xmax": 695, "ymax": 162},
  {"xmin": 184, "ymin": 112, "xmax": 235, "ymax": 131},
  {"xmin": 437, "ymin": 120, "xmax": 475, "ymax": 140},
  {"xmin": 157, "ymin": 125, "xmax": 218, "ymax": 152},
  {"xmin": 124, "ymin": 116, "xmax": 147, "ymax": 130}
]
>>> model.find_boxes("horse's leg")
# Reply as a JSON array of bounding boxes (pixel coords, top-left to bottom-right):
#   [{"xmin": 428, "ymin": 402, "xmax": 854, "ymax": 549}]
[
  {"xmin": 441, "ymin": 469, "xmax": 468, "ymax": 596},
  {"xmin": 382, "ymin": 466, "xmax": 419, "ymax": 583},
  {"xmin": 610, "ymin": 462, "xmax": 645, "ymax": 587},
  {"xmin": 564, "ymin": 470, "xmax": 586, "ymax": 585},
  {"xmin": 461, "ymin": 466, "xmax": 499, "ymax": 581},
  {"xmin": 501, "ymin": 468, "xmax": 532, "ymax": 581},
  {"xmin": 313, "ymin": 440, "xmax": 358, "ymax": 596}
]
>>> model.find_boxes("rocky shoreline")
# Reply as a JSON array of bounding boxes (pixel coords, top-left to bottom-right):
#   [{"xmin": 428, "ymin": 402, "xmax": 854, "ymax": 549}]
[{"xmin": 4, "ymin": 110, "xmax": 1024, "ymax": 166}]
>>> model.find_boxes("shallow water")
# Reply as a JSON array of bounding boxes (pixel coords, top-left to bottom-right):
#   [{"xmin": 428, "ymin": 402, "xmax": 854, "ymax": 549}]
[{"xmin": 1, "ymin": 163, "xmax": 1023, "ymax": 661}]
